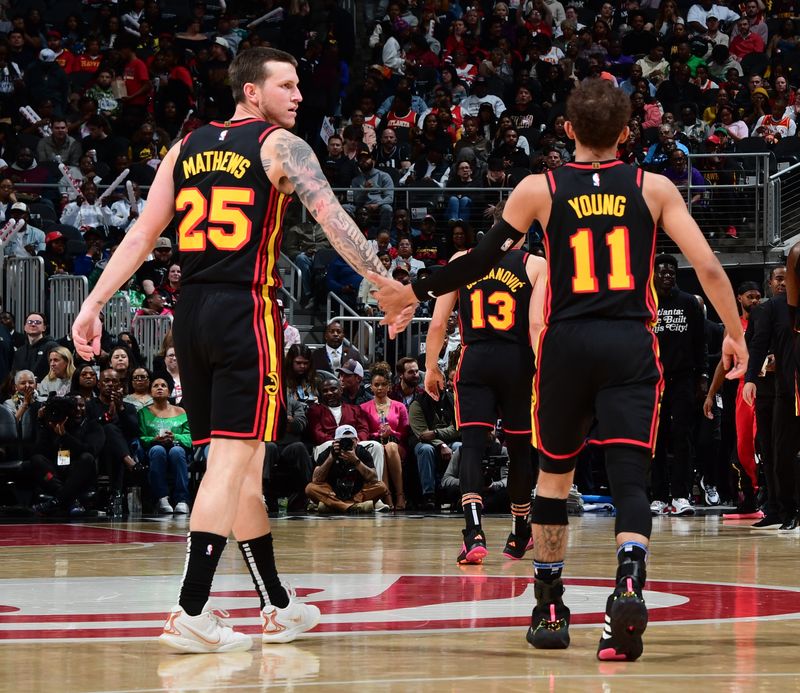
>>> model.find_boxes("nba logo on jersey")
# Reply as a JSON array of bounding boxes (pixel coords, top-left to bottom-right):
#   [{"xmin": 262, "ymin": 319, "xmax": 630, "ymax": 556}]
[
  {"xmin": 218, "ymin": 130, "xmax": 228, "ymax": 142},
  {"xmin": 206, "ymin": 544, "xmax": 214, "ymax": 556},
  {"xmin": 592, "ymin": 173, "xmax": 600, "ymax": 187}
]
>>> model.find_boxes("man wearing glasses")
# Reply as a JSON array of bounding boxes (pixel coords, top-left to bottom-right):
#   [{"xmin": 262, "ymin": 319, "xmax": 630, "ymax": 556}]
[{"xmin": 11, "ymin": 312, "xmax": 58, "ymax": 381}]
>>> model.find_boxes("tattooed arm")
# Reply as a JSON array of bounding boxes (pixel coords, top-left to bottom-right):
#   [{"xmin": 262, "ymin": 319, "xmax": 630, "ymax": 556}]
[{"xmin": 262, "ymin": 128, "xmax": 387, "ymax": 279}]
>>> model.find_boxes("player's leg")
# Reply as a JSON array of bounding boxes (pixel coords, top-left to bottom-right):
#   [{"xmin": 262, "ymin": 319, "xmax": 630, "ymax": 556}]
[
  {"xmin": 526, "ymin": 458, "xmax": 575, "ymax": 650},
  {"xmin": 232, "ymin": 443, "xmax": 321, "ymax": 644},
  {"xmin": 457, "ymin": 426, "xmax": 492, "ymax": 564},
  {"xmin": 597, "ymin": 445, "xmax": 651, "ymax": 662},
  {"xmin": 502, "ymin": 434, "xmax": 535, "ymax": 559},
  {"xmin": 159, "ymin": 438, "xmax": 260, "ymax": 653}
]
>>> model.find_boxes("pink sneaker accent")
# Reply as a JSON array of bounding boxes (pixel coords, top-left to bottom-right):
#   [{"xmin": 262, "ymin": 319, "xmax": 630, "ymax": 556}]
[
  {"xmin": 723, "ymin": 510, "xmax": 764, "ymax": 520},
  {"xmin": 465, "ymin": 545, "xmax": 488, "ymax": 562},
  {"xmin": 598, "ymin": 647, "xmax": 629, "ymax": 661},
  {"xmin": 626, "ymin": 578, "xmax": 633, "ymax": 593},
  {"xmin": 549, "ymin": 604, "xmax": 556, "ymax": 621}
]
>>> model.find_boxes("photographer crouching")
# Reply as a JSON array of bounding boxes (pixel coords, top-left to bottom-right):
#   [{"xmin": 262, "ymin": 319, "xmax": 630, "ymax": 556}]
[
  {"xmin": 305, "ymin": 425, "xmax": 388, "ymax": 513},
  {"xmin": 30, "ymin": 395, "xmax": 104, "ymax": 516}
]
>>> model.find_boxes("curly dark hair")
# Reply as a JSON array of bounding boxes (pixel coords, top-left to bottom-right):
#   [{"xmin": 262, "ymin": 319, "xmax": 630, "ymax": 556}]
[{"xmin": 566, "ymin": 79, "xmax": 632, "ymax": 150}]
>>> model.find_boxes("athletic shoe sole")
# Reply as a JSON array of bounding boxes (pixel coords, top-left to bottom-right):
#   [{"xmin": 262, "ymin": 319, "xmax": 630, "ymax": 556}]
[
  {"xmin": 262, "ymin": 605, "xmax": 321, "ymax": 644},
  {"xmin": 597, "ymin": 584, "xmax": 648, "ymax": 662},
  {"xmin": 457, "ymin": 543, "xmax": 488, "ymax": 564},
  {"xmin": 723, "ymin": 510, "xmax": 764, "ymax": 520},
  {"xmin": 158, "ymin": 632, "xmax": 253, "ymax": 654},
  {"xmin": 526, "ymin": 603, "xmax": 570, "ymax": 650}
]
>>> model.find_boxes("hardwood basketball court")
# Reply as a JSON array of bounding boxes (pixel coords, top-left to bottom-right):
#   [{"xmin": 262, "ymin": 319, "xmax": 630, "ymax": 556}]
[{"xmin": 1, "ymin": 513, "xmax": 799, "ymax": 692}]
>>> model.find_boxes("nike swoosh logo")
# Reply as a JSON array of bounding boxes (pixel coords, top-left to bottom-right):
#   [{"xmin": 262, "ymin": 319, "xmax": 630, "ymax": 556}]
[{"xmin": 180, "ymin": 619, "xmax": 222, "ymax": 645}]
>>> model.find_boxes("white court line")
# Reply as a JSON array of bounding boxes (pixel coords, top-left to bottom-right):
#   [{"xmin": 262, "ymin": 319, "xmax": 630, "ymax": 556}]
[{"xmin": 91, "ymin": 670, "xmax": 800, "ymax": 693}]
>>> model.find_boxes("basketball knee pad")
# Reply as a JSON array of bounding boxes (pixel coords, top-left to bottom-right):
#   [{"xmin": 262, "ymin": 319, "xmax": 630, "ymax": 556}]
[
  {"xmin": 532, "ymin": 495, "xmax": 569, "ymax": 526},
  {"xmin": 538, "ymin": 451, "xmax": 577, "ymax": 475}
]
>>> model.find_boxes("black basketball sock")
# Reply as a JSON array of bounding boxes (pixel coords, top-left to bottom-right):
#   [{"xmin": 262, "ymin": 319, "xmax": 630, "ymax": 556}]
[
  {"xmin": 238, "ymin": 533, "xmax": 290, "ymax": 609},
  {"xmin": 178, "ymin": 531, "xmax": 227, "ymax": 616},
  {"xmin": 534, "ymin": 561, "xmax": 564, "ymax": 585},
  {"xmin": 511, "ymin": 502, "xmax": 531, "ymax": 537},
  {"xmin": 462, "ymin": 493, "xmax": 483, "ymax": 532}
]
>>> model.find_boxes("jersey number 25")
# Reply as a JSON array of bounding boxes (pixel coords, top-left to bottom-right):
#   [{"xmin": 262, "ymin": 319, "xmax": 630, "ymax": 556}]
[{"xmin": 175, "ymin": 187, "xmax": 254, "ymax": 252}]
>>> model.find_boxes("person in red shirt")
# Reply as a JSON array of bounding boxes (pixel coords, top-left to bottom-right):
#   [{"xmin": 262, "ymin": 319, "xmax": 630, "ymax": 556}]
[
  {"xmin": 47, "ymin": 30, "xmax": 76, "ymax": 74},
  {"xmin": 117, "ymin": 36, "xmax": 152, "ymax": 120},
  {"xmin": 73, "ymin": 38, "xmax": 104, "ymax": 75},
  {"xmin": 730, "ymin": 18, "xmax": 765, "ymax": 60}
]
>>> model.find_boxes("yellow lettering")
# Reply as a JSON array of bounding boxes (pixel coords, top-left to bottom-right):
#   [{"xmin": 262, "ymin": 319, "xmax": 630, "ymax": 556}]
[
  {"xmin": 568, "ymin": 197, "xmax": 582, "ymax": 219},
  {"xmin": 221, "ymin": 151, "xmax": 232, "ymax": 171},
  {"xmin": 590, "ymin": 195, "xmax": 602, "ymax": 216},
  {"xmin": 614, "ymin": 196, "xmax": 626, "ymax": 216},
  {"xmin": 602, "ymin": 195, "xmax": 614, "ymax": 215},
  {"xmin": 182, "ymin": 157, "xmax": 197, "ymax": 179},
  {"xmin": 195, "ymin": 153, "xmax": 207, "ymax": 174},
  {"xmin": 579, "ymin": 196, "xmax": 592, "ymax": 217}
]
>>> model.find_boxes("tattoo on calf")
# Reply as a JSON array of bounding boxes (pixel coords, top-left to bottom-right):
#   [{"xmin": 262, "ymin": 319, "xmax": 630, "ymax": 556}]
[
  {"xmin": 269, "ymin": 131, "xmax": 387, "ymax": 278},
  {"xmin": 533, "ymin": 524, "xmax": 568, "ymax": 563}
]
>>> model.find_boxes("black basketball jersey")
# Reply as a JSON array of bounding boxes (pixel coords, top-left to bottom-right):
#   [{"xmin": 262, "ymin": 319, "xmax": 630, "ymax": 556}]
[
  {"xmin": 172, "ymin": 118, "xmax": 289, "ymax": 288},
  {"xmin": 457, "ymin": 249, "xmax": 532, "ymax": 345},
  {"xmin": 544, "ymin": 161, "xmax": 657, "ymax": 324}
]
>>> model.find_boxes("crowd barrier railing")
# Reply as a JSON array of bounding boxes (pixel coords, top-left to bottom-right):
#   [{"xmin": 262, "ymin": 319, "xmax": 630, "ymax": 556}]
[
  {"xmin": 2, "ymin": 257, "xmax": 45, "ymax": 332},
  {"xmin": 768, "ymin": 160, "xmax": 800, "ymax": 247},
  {"xmin": 48, "ymin": 275, "xmax": 88, "ymax": 341},
  {"xmin": 131, "ymin": 314, "xmax": 173, "ymax": 370},
  {"xmin": 104, "ymin": 294, "xmax": 132, "ymax": 336}
]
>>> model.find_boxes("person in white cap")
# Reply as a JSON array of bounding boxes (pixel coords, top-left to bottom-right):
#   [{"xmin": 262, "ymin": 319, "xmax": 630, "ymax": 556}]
[
  {"xmin": 2, "ymin": 202, "xmax": 45, "ymax": 258},
  {"xmin": 305, "ymin": 423, "xmax": 388, "ymax": 513}
]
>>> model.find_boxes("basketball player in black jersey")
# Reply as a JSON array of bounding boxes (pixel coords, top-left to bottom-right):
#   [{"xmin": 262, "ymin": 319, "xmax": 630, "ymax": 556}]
[
  {"xmin": 424, "ymin": 243, "xmax": 546, "ymax": 564},
  {"xmin": 373, "ymin": 79, "xmax": 747, "ymax": 661},
  {"xmin": 73, "ymin": 47, "xmax": 393, "ymax": 653}
]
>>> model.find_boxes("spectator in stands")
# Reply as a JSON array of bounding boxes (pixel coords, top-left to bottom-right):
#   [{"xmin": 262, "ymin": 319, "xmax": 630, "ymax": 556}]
[
  {"xmin": 392, "ymin": 237, "xmax": 425, "ymax": 278},
  {"xmin": 60, "ymin": 181, "xmax": 110, "ymax": 231},
  {"xmin": 413, "ymin": 216, "xmax": 446, "ymax": 267},
  {"xmin": 7, "ymin": 30, "xmax": 35, "ymax": 71},
  {"xmin": 743, "ymin": 86, "xmax": 771, "ymax": 130},
  {"xmin": 374, "ymin": 127, "xmax": 411, "ymax": 171},
  {"xmin": 134, "ymin": 290, "xmax": 174, "ymax": 323},
  {"xmin": 3, "ymin": 202, "xmax": 45, "ymax": 258},
  {"xmin": 716, "ymin": 104, "xmax": 749, "ymax": 141},
  {"xmin": 0, "ymin": 179, "xmax": 17, "ymax": 223},
  {"xmin": 116, "ymin": 35, "xmax": 152, "ymax": 135},
  {"xmin": 37, "ymin": 346, "xmax": 74, "ymax": 398},
  {"xmin": 159, "ymin": 345, "xmax": 181, "ymax": 404},
  {"xmin": 383, "ymin": 18, "xmax": 411, "ymax": 76},
  {"xmin": 621, "ymin": 11, "xmax": 658, "ymax": 56},
  {"xmin": 30, "ymin": 394, "xmax": 102, "ymax": 517},
  {"xmin": 383, "ymin": 91, "xmax": 418, "ymax": 147},
  {"xmin": 322, "ymin": 134, "xmax": 359, "ymax": 194},
  {"xmin": 3, "ymin": 369, "xmax": 38, "ymax": 422},
  {"xmin": 643, "ymin": 124, "xmax": 690, "ymax": 168},
  {"xmin": 662, "ymin": 149, "xmax": 707, "ymax": 214},
  {"xmin": 326, "ymin": 252, "xmax": 363, "ymax": 312},
  {"xmin": 753, "ymin": 105, "xmax": 797, "ymax": 137},
  {"xmin": 25, "ymin": 49, "xmax": 70, "ymax": 116},
  {"xmin": 139, "ymin": 373, "xmax": 190, "ymax": 514},
  {"xmin": 445, "ymin": 160, "xmax": 476, "ymax": 223},
  {"xmin": 306, "ymin": 423, "xmax": 388, "ymax": 513},
  {"xmin": 108, "ymin": 181, "xmax": 146, "ymax": 233},
  {"xmin": 767, "ymin": 20, "xmax": 800, "ymax": 61},
  {"xmin": 361, "ymin": 364, "xmax": 409, "ymax": 510},
  {"xmin": 678, "ymin": 104, "xmax": 710, "ymax": 149},
  {"xmin": 454, "ymin": 116, "xmax": 491, "ymax": 170},
  {"xmin": 730, "ymin": 17, "xmax": 766, "ymax": 60},
  {"xmin": 58, "ymin": 155, "xmax": 101, "ymax": 203},
  {"xmin": 0, "ymin": 312, "xmax": 24, "ymax": 349},
  {"xmin": 651, "ymin": 255, "xmax": 707, "ymax": 517},
  {"xmin": 276, "ymin": 299, "xmax": 300, "ymax": 355},
  {"xmin": 157, "ymin": 264, "xmax": 181, "ymax": 310},
  {"xmin": 687, "ymin": 0, "xmax": 739, "ymax": 33},
  {"xmin": 338, "ymin": 359, "xmax": 372, "ymax": 406},
  {"xmin": 137, "ymin": 237, "xmax": 173, "ymax": 296},
  {"xmin": 11, "ymin": 312, "xmax": 58, "ymax": 381},
  {"xmin": 70, "ymin": 364, "xmax": 98, "ymax": 402},
  {"xmin": 312, "ymin": 320, "xmax": 364, "ymax": 373},
  {"xmin": 285, "ymin": 344, "xmax": 318, "ymax": 406},
  {"xmin": 343, "ymin": 146, "xmax": 394, "ymax": 231},
  {"xmin": 389, "ymin": 356, "xmax": 424, "ymax": 408},
  {"xmin": 123, "ymin": 366, "xmax": 152, "ymax": 411},
  {"xmin": 108, "ymin": 344, "xmax": 134, "ymax": 388},
  {"xmin": 36, "ymin": 118, "xmax": 81, "ymax": 166},
  {"xmin": 637, "ymin": 43, "xmax": 669, "ymax": 83},
  {"xmin": 656, "ymin": 62, "xmax": 703, "ymax": 116}
]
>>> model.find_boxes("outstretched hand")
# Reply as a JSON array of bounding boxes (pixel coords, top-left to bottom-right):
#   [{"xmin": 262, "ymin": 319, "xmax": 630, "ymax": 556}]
[
  {"xmin": 721, "ymin": 334, "xmax": 748, "ymax": 381},
  {"xmin": 72, "ymin": 307, "xmax": 103, "ymax": 361},
  {"xmin": 368, "ymin": 272, "xmax": 419, "ymax": 338}
]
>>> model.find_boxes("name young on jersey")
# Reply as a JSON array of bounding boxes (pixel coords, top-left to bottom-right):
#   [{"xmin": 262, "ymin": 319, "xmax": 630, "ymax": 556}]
[
  {"xmin": 181, "ymin": 150, "xmax": 251, "ymax": 179},
  {"xmin": 567, "ymin": 193, "xmax": 627, "ymax": 220},
  {"xmin": 466, "ymin": 266, "xmax": 526, "ymax": 293}
]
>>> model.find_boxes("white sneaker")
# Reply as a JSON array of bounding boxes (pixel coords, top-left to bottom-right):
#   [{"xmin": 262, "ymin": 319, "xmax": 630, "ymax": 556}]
[
  {"xmin": 650, "ymin": 500, "xmax": 668, "ymax": 515},
  {"xmin": 157, "ymin": 497, "xmax": 174, "ymax": 514},
  {"xmin": 700, "ymin": 478, "xmax": 720, "ymax": 506},
  {"xmin": 174, "ymin": 501, "xmax": 190, "ymax": 514},
  {"xmin": 670, "ymin": 497, "xmax": 695, "ymax": 516},
  {"xmin": 159, "ymin": 603, "xmax": 252, "ymax": 653},
  {"xmin": 262, "ymin": 587, "xmax": 321, "ymax": 644},
  {"xmin": 374, "ymin": 499, "xmax": 391, "ymax": 513}
]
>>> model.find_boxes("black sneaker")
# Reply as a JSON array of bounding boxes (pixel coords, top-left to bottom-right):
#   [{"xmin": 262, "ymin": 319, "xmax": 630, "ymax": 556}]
[
  {"xmin": 456, "ymin": 527, "xmax": 488, "ymax": 565},
  {"xmin": 751, "ymin": 516, "xmax": 782, "ymax": 530},
  {"xmin": 526, "ymin": 579, "xmax": 571, "ymax": 649},
  {"xmin": 32, "ymin": 498, "xmax": 62, "ymax": 516},
  {"xmin": 502, "ymin": 531, "xmax": 533, "ymax": 560},
  {"xmin": 597, "ymin": 562, "xmax": 648, "ymax": 661}
]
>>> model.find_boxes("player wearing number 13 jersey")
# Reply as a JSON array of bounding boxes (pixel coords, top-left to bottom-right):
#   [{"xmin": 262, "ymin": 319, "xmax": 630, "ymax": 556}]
[
  {"xmin": 72, "ymin": 48, "xmax": 388, "ymax": 654},
  {"xmin": 381, "ymin": 80, "xmax": 746, "ymax": 662}
]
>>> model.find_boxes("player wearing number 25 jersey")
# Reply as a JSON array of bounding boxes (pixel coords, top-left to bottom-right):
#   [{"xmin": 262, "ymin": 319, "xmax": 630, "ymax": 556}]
[{"xmin": 532, "ymin": 160, "xmax": 662, "ymax": 459}]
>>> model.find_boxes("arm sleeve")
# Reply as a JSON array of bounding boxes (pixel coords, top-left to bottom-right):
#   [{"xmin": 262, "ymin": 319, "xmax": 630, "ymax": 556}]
[{"xmin": 411, "ymin": 218, "xmax": 525, "ymax": 300}]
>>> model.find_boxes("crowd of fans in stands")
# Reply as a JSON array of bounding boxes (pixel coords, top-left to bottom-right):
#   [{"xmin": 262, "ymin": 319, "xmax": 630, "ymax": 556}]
[{"xmin": 0, "ymin": 0, "xmax": 794, "ymax": 517}]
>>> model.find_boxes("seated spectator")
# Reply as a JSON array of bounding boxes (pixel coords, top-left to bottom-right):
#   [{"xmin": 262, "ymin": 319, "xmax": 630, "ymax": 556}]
[
  {"xmin": 678, "ymin": 104, "xmax": 710, "ymax": 150},
  {"xmin": 37, "ymin": 346, "xmax": 75, "ymax": 398},
  {"xmin": 413, "ymin": 216, "xmax": 446, "ymax": 267},
  {"xmin": 25, "ymin": 50, "xmax": 69, "ymax": 117},
  {"xmin": 373, "ymin": 127, "xmax": 411, "ymax": 171},
  {"xmin": 3, "ymin": 369, "xmax": 38, "ymax": 422},
  {"xmin": 656, "ymin": 62, "xmax": 703, "ymax": 116},
  {"xmin": 630, "ymin": 91, "xmax": 663, "ymax": 130},
  {"xmin": 453, "ymin": 116, "xmax": 491, "ymax": 170},
  {"xmin": 662, "ymin": 149, "xmax": 707, "ymax": 211},
  {"xmin": 72, "ymin": 228, "xmax": 107, "ymax": 278},
  {"xmin": 342, "ymin": 146, "xmax": 394, "ymax": 231},
  {"xmin": 392, "ymin": 237, "xmax": 426, "ymax": 278},
  {"xmin": 409, "ymin": 369, "xmax": 461, "ymax": 510},
  {"xmin": 134, "ymin": 292, "xmax": 174, "ymax": 322},
  {"xmin": 6, "ymin": 147, "xmax": 50, "ymax": 203},
  {"xmin": 730, "ymin": 17, "xmax": 765, "ymax": 60},
  {"xmin": 36, "ymin": 118, "xmax": 81, "ymax": 166},
  {"xmin": 286, "ymin": 344, "xmax": 318, "ymax": 406},
  {"xmin": 139, "ymin": 374, "xmax": 190, "ymax": 514},
  {"xmin": 30, "ymin": 395, "xmax": 102, "ymax": 517},
  {"xmin": 446, "ymin": 160, "xmax": 477, "ymax": 223},
  {"xmin": 643, "ymin": 124, "xmax": 690, "ymax": 169},
  {"xmin": 358, "ymin": 250, "xmax": 392, "ymax": 315},
  {"xmin": 60, "ymin": 181, "xmax": 111, "ymax": 231},
  {"xmin": 307, "ymin": 377, "xmax": 384, "ymax": 478},
  {"xmin": 157, "ymin": 263, "xmax": 181, "ymax": 310},
  {"xmin": 389, "ymin": 357, "xmax": 425, "ymax": 407},
  {"xmin": 124, "ymin": 366, "xmax": 152, "ymax": 411},
  {"xmin": 137, "ymin": 237, "xmax": 173, "ymax": 296},
  {"xmin": 369, "ymin": 229, "xmax": 395, "ymax": 258},
  {"xmin": 742, "ymin": 87, "xmax": 771, "ymax": 131},
  {"xmin": 107, "ymin": 344, "xmax": 135, "ymax": 391},
  {"xmin": 305, "ymin": 424, "xmax": 389, "ymax": 513},
  {"xmin": 108, "ymin": 182, "xmax": 146, "ymax": 233},
  {"xmin": 441, "ymin": 443, "xmax": 509, "ymax": 513},
  {"xmin": 361, "ymin": 365, "xmax": 410, "ymax": 510},
  {"xmin": 0, "ymin": 179, "xmax": 17, "ymax": 223},
  {"xmin": 277, "ymin": 299, "xmax": 300, "ymax": 355},
  {"xmin": 326, "ymin": 253, "xmax": 362, "ymax": 312},
  {"xmin": 311, "ymin": 320, "xmax": 364, "ymax": 373},
  {"xmin": 11, "ymin": 312, "xmax": 58, "ymax": 382},
  {"xmin": 715, "ymin": 105, "xmax": 749, "ymax": 141},
  {"xmin": 70, "ymin": 364, "xmax": 98, "ymax": 402},
  {"xmin": 446, "ymin": 221, "xmax": 473, "ymax": 258},
  {"xmin": 338, "ymin": 359, "xmax": 373, "ymax": 405},
  {"xmin": 753, "ymin": 109, "xmax": 797, "ymax": 138},
  {"xmin": 40, "ymin": 231, "xmax": 72, "ymax": 277},
  {"xmin": 3, "ymin": 202, "xmax": 45, "ymax": 258},
  {"xmin": 322, "ymin": 133, "xmax": 360, "ymax": 196},
  {"xmin": 390, "ymin": 207, "xmax": 418, "ymax": 243}
]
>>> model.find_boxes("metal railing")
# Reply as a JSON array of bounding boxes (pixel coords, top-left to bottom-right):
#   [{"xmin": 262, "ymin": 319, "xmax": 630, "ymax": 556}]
[
  {"xmin": 131, "ymin": 314, "xmax": 173, "ymax": 370},
  {"xmin": 768, "ymin": 160, "xmax": 800, "ymax": 247},
  {"xmin": 278, "ymin": 254, "xmax": 302, "ymax": 325},
  {"xmin": 2, "ymin": 257, "xmax": 45, "ymax": 331},
  {"xmin": 48, "ymin": 275, "xmax": 88, "ymax": 340},
  {"xmin": 104, "ymin": 294, "xmax": 132, "ymax": 336}
]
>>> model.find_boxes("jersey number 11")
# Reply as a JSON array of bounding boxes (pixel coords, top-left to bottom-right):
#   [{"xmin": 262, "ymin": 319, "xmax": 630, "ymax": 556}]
[{"xmin": 569, "ymin": 226, "xmax": 634, "ymax": 294}]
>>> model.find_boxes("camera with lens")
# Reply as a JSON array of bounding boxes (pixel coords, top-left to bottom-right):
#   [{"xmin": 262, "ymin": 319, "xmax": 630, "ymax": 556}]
[
  {"xmin": 482, "ymin": 454, "xmax": 507, "ymax": 487},
  {"xmin": 337, "ymin": 437, "xmax": 355, "ymax": 453},
  {"xmin": 43, "ymin": 396, "xmax": 76, "ymax": 424}
]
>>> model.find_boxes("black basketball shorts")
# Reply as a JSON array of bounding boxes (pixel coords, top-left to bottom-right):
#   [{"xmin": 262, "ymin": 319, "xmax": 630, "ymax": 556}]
[
  {"xmin": 172, "ymin": 285, "xmax": 285, "ymax": 445},
  {"xmin": 532, "ymin": 319, "xmax": 663, "ymax": 458},
  {"xmin": 454, "ymin": 341, "xmax": 535, "ymax": 434}
]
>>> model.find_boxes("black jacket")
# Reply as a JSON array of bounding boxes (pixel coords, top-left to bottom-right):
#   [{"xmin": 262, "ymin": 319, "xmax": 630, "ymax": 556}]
[
  {"xmin": 745, "ymin": 295, "xmax": 795, "ymax": 397},
  {"xmin": 34, "ymin": 416, "xmax": 105, "ymax": 460},
  {"xmin": 11, "ymin": 336, "xmax": 59, "ymax": 381}
]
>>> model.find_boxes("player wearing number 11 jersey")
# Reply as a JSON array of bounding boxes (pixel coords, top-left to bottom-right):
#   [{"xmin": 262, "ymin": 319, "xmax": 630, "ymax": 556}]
[
  {"xmin": 372, "ymin": 79, "xmax": 747, "ymax": 661},
  {"xmin": 72, "ymin": 47, "xmax": 388, "ymax": 653}
]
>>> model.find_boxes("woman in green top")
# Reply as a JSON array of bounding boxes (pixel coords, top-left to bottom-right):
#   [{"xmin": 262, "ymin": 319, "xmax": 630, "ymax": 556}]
[{"xmin": 139, "ymin": 374, "xmax": 191, "ymax": 515}]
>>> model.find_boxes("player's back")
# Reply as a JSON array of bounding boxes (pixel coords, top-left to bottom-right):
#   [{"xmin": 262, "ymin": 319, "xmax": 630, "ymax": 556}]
[
  {"xmin": 544, "ymin": 161, "xmax": 657, "ymax": 324},
  {"xmin": 457, "ymin": 249, "xmax": 532, "ymax": 345},
  {"xmin": 172, "ymin": 118, "xmax": 289, "ymax": 289}
]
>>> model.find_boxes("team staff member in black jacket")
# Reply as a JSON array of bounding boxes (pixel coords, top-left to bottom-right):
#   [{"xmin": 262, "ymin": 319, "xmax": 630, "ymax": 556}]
[
  {"xmin": 743, "ymin": 283, "xmax": 799, "ymax": 531},
  {"xmin": 651, "ymin": 254, "xmax": 707, "ymax": 517}
]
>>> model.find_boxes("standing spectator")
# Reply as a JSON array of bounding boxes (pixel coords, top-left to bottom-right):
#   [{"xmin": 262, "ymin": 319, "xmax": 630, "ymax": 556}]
[
  {"xmin": 651, "ymin": 255, "xmax": 707, "ymax": 516},
  {"xmin": 139, "ymin": 373, "xmax": 191, "ymax": 514},
  {"xmin": 36, "ymin": 118, "xmax": 82, "ymax": 166},
  {"xmin": 116, "ymin": 36, "xmax": 153, "ymax": 135},
  {"xmin": 343, "ymin": 147, "xmax": 394, "ymax": 231},
  {"xmin": 338, "ymin": 359, "xmax": 373, "ymax": 405},
  {"xmin": 37, "ymin": 346, "xmax": 75, "ymax": 398},
  {"xmin": 11, "ymin": 312, "xmax": 58, "ymax": 382},
  {"xmin": 311, "ymin": 320, "xmax": 364, "ymax": 373}
]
